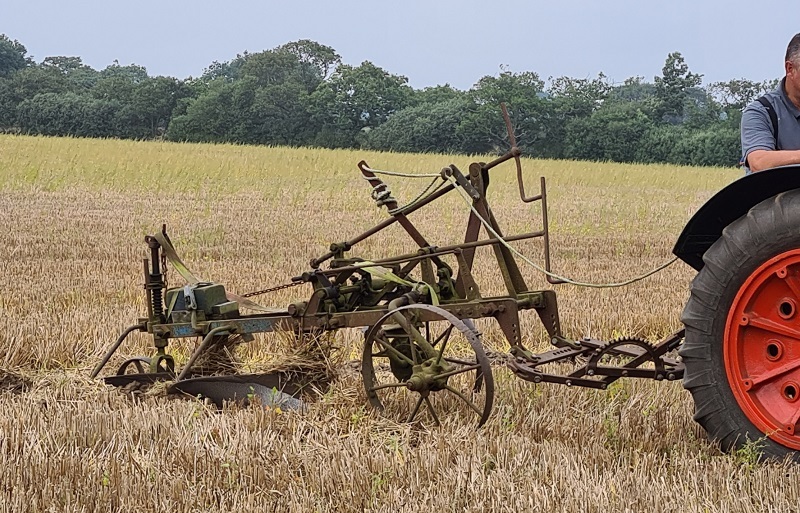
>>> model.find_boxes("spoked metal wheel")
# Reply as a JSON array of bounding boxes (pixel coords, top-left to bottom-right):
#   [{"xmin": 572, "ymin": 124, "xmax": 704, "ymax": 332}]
[
  {"xmin": 114, "ymin": 354, "xmax": 174, "ymax": 377},
  {"xmin": 362, "ymin": 304, "xmax": 494, "ymax": 427},
  {"xmin": 116, "ymin": 357, "xmax": 152, "ymax": 375}
]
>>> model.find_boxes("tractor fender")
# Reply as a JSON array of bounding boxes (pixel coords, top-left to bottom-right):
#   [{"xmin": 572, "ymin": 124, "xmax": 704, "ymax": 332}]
[{"xmin": 673, "ymin": 165, "xmax": 800, "ymax": 271}]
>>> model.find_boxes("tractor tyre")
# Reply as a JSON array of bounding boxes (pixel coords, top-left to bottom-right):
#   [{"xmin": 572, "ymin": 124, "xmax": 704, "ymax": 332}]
[{"xmin": 681, "ymin": 189, "xmax": 800, "ymax": 461}]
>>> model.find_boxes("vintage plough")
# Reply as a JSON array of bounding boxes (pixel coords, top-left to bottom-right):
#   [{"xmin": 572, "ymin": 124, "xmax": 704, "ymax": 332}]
[{"xmin": 94, "ymin": 106, "xmax": 800, "ymax": 461}]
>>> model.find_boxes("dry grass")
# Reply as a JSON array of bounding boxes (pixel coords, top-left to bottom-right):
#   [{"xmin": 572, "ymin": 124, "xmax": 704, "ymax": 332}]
[{"xmin": 2, "ymin": 135, "xmax": 798, "ymax": 512}]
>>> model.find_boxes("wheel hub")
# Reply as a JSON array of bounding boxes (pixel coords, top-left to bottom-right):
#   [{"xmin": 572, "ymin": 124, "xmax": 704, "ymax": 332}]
[
  {"xmin": 406, "ymin": 359, "xmax": 451, "ymax": 392},
  {"xmin": 725, "ymin": 248, "xmax": 800, "ymax": 449}
]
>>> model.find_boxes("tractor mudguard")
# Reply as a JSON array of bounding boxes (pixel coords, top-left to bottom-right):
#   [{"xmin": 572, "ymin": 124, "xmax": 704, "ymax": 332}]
[{"xmin": 673, "ymin": 165, "xmax": 800, "ymax": 270}]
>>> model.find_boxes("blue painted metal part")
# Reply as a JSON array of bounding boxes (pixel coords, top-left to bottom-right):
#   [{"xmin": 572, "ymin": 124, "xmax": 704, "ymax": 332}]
[{"xmin": 159, "ymin": 316, "xmax": 281, "ymax": 338}]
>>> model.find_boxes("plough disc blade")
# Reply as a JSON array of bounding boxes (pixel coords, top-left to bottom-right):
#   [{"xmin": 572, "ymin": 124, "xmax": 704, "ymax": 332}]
[
  {"xmin": 103, "ymin": 372, "xmax": 173, "ymax": 388},
  {"xmin": 168, "ymin": 373, "xmax": 307, "ymax": 410}
]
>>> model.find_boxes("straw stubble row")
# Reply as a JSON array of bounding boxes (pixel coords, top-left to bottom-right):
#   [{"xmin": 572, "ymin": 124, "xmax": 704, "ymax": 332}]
[{"xmin": 3, "ymin": 135, "xmax": 793, "ymax": 512}]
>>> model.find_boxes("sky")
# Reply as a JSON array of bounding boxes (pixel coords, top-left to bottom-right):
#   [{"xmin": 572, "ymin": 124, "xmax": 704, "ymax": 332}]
[{"xmin": 2, "ymin": 0, "xmax": 797, "ymax": 90}]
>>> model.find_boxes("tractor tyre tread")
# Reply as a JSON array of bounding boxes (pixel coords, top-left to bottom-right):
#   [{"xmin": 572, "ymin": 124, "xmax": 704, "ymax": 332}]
[{"xmin": 680, "ymin": 188, "xmax": 800, "ymax": 461}]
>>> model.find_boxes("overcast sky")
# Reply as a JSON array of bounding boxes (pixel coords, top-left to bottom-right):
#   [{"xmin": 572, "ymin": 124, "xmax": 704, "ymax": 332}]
[{"xmin": 2, "ymin": 0, "xmax": 796, "ymax": 89}]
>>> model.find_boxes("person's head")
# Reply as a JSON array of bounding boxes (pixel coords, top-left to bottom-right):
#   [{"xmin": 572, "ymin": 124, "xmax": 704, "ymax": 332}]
[{"xmin": 785, "ymin": 33, "xmax": 800, "ymax": 90}]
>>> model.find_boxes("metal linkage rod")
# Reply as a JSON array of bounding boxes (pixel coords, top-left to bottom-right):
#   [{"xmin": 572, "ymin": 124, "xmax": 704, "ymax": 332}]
[
  {"xmin": 310, "ymin": 182, "xmax": 455, "ymax": 268},
  {"xmin": 176, "ymin": 325, "xmax": 231, "ymax": 381},
  {"xmin": 313, "ymin": 230, "xmax": 545, "ymax": 277},
  {"xmin": 90, "ymin": 323, "xmax": 147, "ymax": 379}
]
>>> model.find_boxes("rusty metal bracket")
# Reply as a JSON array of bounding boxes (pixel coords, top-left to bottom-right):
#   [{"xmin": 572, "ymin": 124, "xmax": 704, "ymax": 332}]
[{"xmin": 442, "ymin": 165, "xmax": 480, "ymax": 200}]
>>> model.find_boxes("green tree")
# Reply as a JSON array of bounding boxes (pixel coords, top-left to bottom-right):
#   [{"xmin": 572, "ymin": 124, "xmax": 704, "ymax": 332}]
[
  {"xmin": 547, "ymin": 74, "xmax": 610, "ymax": 117},
  {"xmin": 564, "ymin": 103, "xmax": 653, "ymax": 162},
  {"xmin": 0, "ymin": 80, "xmax": 17, "ymax": 128},
  {"xmin": 172, "ymin": 43, "xmax": 327, "ymax": 145},
  {"xmin": 363, "ymin": 97, "xmax": 471, "ymax": 153},
  {"xmin": 0, "ymin": 35, "xmax": 31, "ymax": 78},
  {"xmin": 308, "ymin": 61, "xmax": 413, "ymax": 148},
  {"xmin": 8, "ymin": 65, "xmax": 70, "ymax": 101},
  {"xmin": 608, "ymin": 76, "xmax": 658, "ymax": 104},
  {"xmin": 634, "ymin": 125, "xmax": 685, "ymax": 164},
  {"xmin": 670, "ymin": 127, "xmax": 740, "ymax": 166},
  {"xmin": 708, "ymin": 79, "xmax": 765, "ymax": 111},
  {"xmin": 84, "ymin": 62, "xmax": 166, "ymax": 138},
  {"xmin": 203, "ymin": 40, "xmax": 339, "ymax": 93},
  {"xmin": 166, "ymin": 80, "xmax": 242, "ymax": 142},
  {"xmin": 201, "ymin": 53, "xmax": 248, "ymax": 83},
  {"xmin": 17, "ymin": 92, "xmax": 120, "ymax": 137},
  {"xmin": 240, "ymin": 50, "xmax": 304, "ymax": 88},
  {"xmin": 172, "ymin": 46, "xmax": 319, "ymax": 145},
  {"xmin": 91, "ymin": 62, "xmax": 149, "ymax": 103},
  {"xmin": 42, "ymin": 56, "xmax": 85, "ymax": 74},
  {"xmin": 41, "ymin": 56, "xmax": 99, "ymax": 91},
  {"xmin": 538, "ymin": 74, "xmax": 611, "ymax": 158},
  {"xmin": 457, "ymin": 70, "xmax": 546, "ymax": 154},
  {"xmin": 100, "ymin": 61, "xmax": 148, "ymax": 82},
  {"xmin": 117, "ymin": 76, "xmax": 190, "ymax": 138},
  {"xmin": 654, "ymin": 52, "xmax": 703, "ymax": 123},
  {"xmin": 277, "ymin": 39, "xmax": 340, "ymax": 91},
  {"xmin": 412, "ymin": 84, "xmax": 466, "ymax": 105},
  {"xmin": 707, "ymin": 78, "xmax": 777, "ymax": 129},
  {"xmin": 232, "ymin": 80, "xmax": 314, "ymax": 146},
  {"xmin": 683, "ymin": 86, "xmax": 723, "ymax": 129}
]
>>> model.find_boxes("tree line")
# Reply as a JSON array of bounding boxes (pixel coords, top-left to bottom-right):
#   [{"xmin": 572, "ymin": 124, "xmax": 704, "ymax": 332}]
[{"xmin": 0, "ymin": 34, "xmax": 778, "ymax": 167}]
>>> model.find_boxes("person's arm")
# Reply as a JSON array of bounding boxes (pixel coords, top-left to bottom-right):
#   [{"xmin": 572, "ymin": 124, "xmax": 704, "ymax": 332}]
[
  {"xmin": 739, "ymin": 102, "xmax": 800, "ymax": 172},
  {"xmin": 747, "ymin": 148, "xmax": 800, "ymax": 171}
]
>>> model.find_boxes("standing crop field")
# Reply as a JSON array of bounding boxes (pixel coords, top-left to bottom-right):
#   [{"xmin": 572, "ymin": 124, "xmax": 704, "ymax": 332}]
[{"xmin": 1, "ymin": 135, "xmax": 798, "ymax": 512}]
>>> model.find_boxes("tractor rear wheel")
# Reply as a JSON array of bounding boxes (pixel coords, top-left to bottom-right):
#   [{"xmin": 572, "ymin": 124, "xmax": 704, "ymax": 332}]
[{"xmin": 681, "ymin": 189, "xmax": 800, "ymax": 461}]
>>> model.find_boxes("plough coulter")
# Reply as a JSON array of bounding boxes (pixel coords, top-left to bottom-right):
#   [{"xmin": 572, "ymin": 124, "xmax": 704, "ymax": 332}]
[{"xmin": 94, "ymin": 106, "xmax": 800, "ymax": 461}]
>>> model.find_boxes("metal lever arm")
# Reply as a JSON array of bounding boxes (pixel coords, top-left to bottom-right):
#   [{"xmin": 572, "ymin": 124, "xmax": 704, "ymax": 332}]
[
  {"xmin": 498, "ymin": 104, "xmax": 564, "ymax": 283},
  {"xmin": 499, "ymin": 103, "xmax": 541, "ymax": 203}
]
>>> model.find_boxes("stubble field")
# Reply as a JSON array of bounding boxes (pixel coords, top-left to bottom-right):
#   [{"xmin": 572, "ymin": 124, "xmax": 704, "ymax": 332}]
[{"xmin": 1, "ymin": 135, "xmax": 798, "ymax": 512}]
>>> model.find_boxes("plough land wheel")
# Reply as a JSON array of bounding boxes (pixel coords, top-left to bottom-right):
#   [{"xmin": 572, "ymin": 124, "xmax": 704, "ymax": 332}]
[
  {"xmin": 116, "ymin": 357, "xmax": 152, "ymax": 375},
  {"xmin": 362, "ymin": 304, "xmax": 494, "ymax": 427},
  {"xmin": 681, "ymin": 190, "xmax": 800, "ymax": 461}
]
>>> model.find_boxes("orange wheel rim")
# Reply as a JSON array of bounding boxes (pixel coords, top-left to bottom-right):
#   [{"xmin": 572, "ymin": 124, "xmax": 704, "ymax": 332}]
[{"xmin": 725, "ymin": 249, "xmax": 800, "ymax": 450}]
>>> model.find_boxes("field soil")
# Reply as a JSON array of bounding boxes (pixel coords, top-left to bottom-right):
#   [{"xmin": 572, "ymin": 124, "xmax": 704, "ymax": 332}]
[{"xmin": 2, "ymin": 136, "xmax": 797, "ymax": 512}]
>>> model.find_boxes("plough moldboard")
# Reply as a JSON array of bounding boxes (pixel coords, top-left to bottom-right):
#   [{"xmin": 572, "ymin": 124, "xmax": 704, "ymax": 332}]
[{"xmin": 94, "ymin": 105, "xmax": 800, "ymax": 461}]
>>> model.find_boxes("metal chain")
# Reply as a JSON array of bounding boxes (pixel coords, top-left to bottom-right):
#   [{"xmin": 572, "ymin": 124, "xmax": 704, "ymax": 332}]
[{"xmin": 241, "ymin": 280, "xmax": 304, "ymax": 298}]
